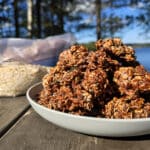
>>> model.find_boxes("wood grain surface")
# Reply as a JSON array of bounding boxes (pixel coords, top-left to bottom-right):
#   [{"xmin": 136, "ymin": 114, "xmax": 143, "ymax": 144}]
[
  {"xmin": 1, "ymin": 109, "xmax": 150, "ymax": 150},
  {"xmin": 0, "ymin": 96, "xmax": 30, "ymax": 137}
]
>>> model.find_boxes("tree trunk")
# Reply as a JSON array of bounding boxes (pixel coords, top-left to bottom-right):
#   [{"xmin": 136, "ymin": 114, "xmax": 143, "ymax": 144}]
[
  {"xmin": 95, "ymin": 0, "xmax": 101, "ymax": 39},
  {"xmin": 14, "ymin": 0, "xmax": 19, "ymax": 37},
  {"xmin": 36, "ymin": 0, "xmax": 41, "ymax": 38},
  {"xmin": 27, "ymin": 0, "xmax": 32, "ymax": 37},
  {"xmin": 110, "ymin": 0, "xmax": 113, "ymax": 37},
  {"xmin": 58, "ymin": 0, "xmax": 64, "ymax": 33}
]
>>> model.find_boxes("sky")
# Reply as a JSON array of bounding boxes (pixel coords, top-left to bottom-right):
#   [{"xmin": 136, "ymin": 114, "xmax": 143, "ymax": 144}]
[
  {"xmin": 75, "ymin": 26, "xmax": 150, "ymax": 44},
  {"xmin": 71, "ymin": 1, "xmax": 150, "ymax": 44}
]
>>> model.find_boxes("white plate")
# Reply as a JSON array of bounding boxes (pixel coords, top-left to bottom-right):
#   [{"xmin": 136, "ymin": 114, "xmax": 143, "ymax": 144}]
[{"xmin": 26, "ymin": 82, "xmax": 150, "ymax": 137}]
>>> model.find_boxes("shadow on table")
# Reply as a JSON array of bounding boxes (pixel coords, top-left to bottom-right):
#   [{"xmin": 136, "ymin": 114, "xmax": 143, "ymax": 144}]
[{"xmin": 93, "ymin": 134, "xmax": 150, "ymax": 141}]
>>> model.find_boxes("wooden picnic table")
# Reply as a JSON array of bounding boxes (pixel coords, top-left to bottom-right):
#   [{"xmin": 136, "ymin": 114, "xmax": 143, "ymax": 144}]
[{"xmin": 0, "ymin": 96, "xmax": 150, "ymax": 150}]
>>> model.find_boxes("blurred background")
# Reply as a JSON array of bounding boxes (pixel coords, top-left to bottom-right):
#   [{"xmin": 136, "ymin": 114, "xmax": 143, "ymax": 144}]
[{"xmin": 0, "ymin": 0, "xmax": 150, "ymax": 46}]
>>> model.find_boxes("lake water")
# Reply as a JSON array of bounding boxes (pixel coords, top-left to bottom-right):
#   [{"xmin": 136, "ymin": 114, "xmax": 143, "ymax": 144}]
[
  {"xmin": 33, "ymin": 47, "xmax": 150, "ymax": 69},
  {"xmin": 135, "ymin": 47, "xmax": 150, "ymax": 71}
]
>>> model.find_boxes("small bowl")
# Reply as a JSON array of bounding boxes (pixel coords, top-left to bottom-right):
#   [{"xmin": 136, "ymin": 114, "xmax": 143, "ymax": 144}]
[{"xmin": 26, "ymin": 82, "xmax": 150, "ymax": 137}]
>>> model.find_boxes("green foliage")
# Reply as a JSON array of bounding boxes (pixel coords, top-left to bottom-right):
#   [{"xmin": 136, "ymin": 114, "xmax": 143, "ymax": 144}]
[
  {"xmin": 0, "ymin": 0, "xmax": 150, "ymax": 41},
  {"xmin": 81, "ymin": 42, "xmax": 96, "ymax": 51}
]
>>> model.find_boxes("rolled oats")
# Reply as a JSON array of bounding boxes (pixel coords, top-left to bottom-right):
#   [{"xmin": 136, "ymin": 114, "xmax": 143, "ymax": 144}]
[{"xmin": 0, "ymin": 61, "xmax": 50, "ymax": 97}]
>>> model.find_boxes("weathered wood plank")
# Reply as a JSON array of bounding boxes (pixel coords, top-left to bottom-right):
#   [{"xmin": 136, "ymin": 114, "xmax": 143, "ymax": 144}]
[
  {"xmin": 1, "ymin": 109, "xmax": 150, "ymax": 150},
  {"xmin": 0, "ymin": 96, "xmax": 30, "ymax": 137}
]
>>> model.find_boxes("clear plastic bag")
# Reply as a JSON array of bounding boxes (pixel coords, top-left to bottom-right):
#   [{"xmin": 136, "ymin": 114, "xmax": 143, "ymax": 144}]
[{"xmin": 0, "ymin": 33, "xmax": 76, "ymax": 66}]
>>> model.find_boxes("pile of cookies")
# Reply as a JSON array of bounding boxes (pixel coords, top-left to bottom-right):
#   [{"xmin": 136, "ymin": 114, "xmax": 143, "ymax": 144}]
[{"xmin": 38, "ymin": 38, "xmax": 150, "ymax": 119}]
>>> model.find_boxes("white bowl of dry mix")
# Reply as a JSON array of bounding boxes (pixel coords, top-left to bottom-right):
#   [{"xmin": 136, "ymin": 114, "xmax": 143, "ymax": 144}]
[{"xmin": 26, "ymin": 38, "xmax": 150, "ymax": 137}]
